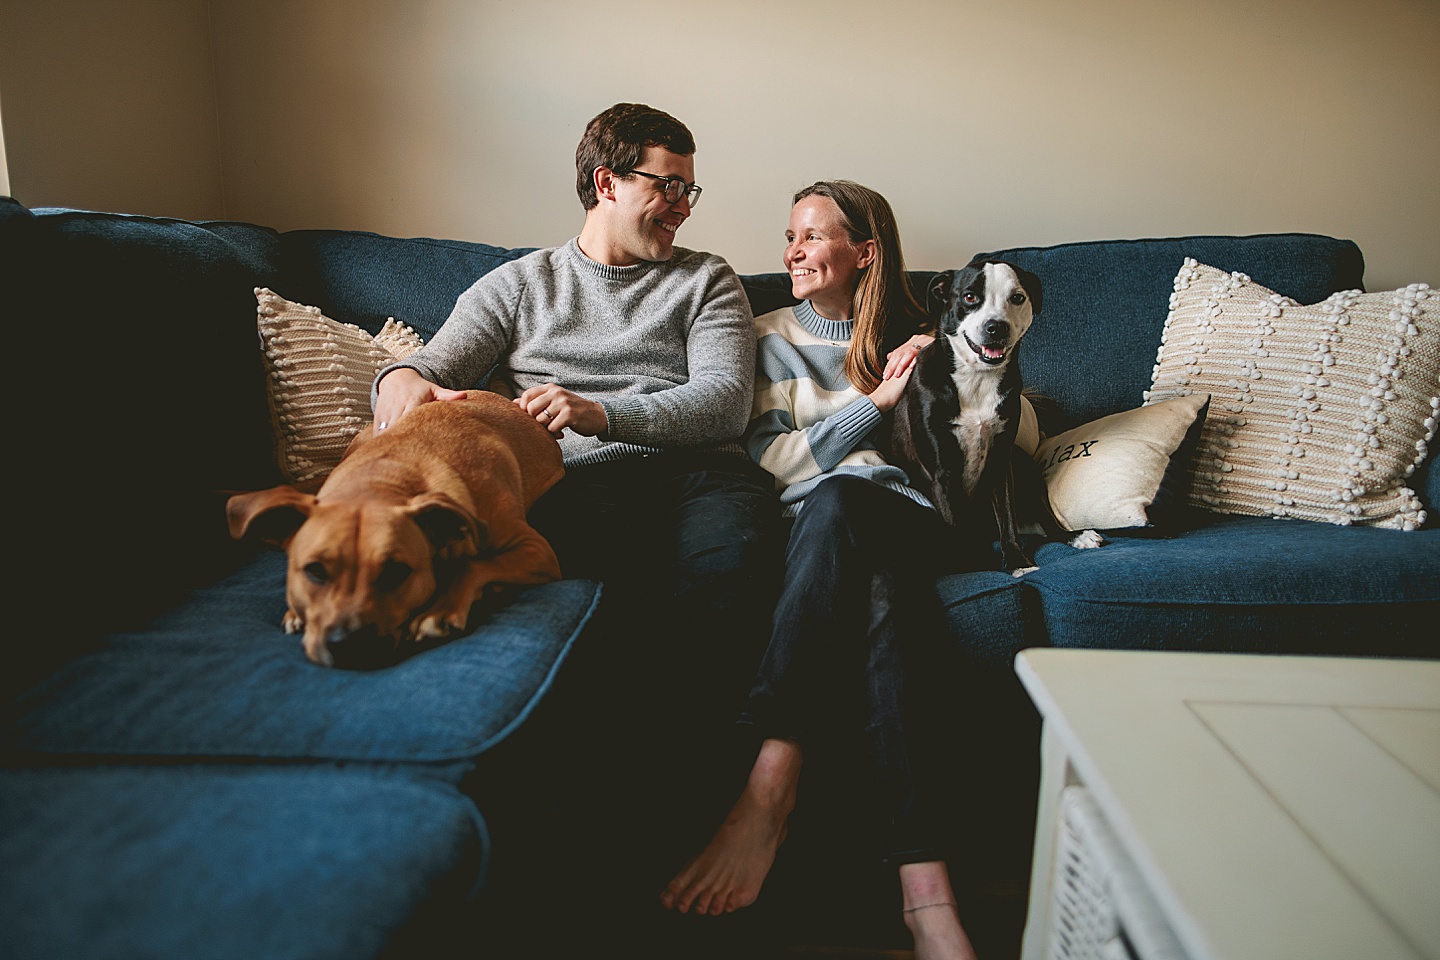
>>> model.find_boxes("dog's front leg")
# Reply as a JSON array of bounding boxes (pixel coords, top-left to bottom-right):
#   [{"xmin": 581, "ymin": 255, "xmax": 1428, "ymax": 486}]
[
  {"xmin": 1014, "ymin": 453, "xmax": 1106, "ymax": 552},
  {"xmin": 994, "ymin": 461, "xmax": 1037, "ymax": 576},
  {"xmin": 407, "ymin": 530, "xmax": 562, "ymax": 641}
]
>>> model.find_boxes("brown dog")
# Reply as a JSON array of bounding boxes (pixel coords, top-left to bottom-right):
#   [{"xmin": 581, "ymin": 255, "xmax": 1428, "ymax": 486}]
[{"xmin": 227, "ymin": 390, "xmax": 564, "ymax": 667}]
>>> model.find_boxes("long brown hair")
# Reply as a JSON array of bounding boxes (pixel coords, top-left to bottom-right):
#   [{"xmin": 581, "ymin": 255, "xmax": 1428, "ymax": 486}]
[{"xmin": 792, "ymin": 180, "xmax": 924, "ymax": 394}]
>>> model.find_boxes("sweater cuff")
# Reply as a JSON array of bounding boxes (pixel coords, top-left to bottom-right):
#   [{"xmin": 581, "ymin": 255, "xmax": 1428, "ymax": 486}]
[
  {"xmin": 831, "ymin": 396, "xmax": 882, "ymax": 446},
  {"xmin": 599, "ymin": 397, "xmax": 641, "ymax": 442}
]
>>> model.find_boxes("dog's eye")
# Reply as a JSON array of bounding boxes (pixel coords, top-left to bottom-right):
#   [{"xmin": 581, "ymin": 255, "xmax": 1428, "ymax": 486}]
[
  {"xmin": 377, "ymin": 560, "xmax": 413, "ymax": 592},
  {"xmin": 1009, "ymin": 292, "xmax": 1027, "ymax": 305},
  {"xmin": 963, "ymin": 292, "xmax": 980, "ymax": 305},
  {"xmin": 304, "ymin": 562, "xmax": 329, "ymax": 585}
]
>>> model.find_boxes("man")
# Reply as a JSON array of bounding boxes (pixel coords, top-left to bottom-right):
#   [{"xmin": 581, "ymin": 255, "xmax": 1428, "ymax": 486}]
[{"xmin": 371, "ymin": 103, "xmax": 780, "ymax": 929}]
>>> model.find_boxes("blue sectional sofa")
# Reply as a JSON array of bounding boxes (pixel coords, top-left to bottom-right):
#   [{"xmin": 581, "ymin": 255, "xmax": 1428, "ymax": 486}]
[{"xmin": 2, "ymin": 196, "xmax": 1436, "ymax": 959}]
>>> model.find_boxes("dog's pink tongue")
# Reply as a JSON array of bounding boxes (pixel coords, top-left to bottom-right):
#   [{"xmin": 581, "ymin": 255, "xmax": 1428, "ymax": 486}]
[{"xmin": 984, "ymin": 345, "xmax": 1004, "ymax": 359}]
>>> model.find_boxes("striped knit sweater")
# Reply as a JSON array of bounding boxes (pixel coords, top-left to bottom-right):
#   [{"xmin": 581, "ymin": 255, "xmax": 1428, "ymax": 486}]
[{"xmin": 746, "ymin": 300, "xmax": 932, "ymax": 516}]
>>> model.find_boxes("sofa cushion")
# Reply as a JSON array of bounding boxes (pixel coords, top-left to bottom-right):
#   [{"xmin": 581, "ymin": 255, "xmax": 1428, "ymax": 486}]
[
  {"xmin": 1148, "ymin": 261, "xmax": 1436, "ymax": 530},
  {"xmin": 971, "ymin": 234, "xmax": 1366, "ymax": 426},
  {"xmin": 934, "ymin": 570, "xmax": 1039, "ymax": 673},
  {"xmin": 278, "ymin": 230, "xmax": 536, "ymax": 340},
  {"xmin": 0, "ymin": 764, "xmax": 487, "ymax": 960},
  {"xmin": 1025, "ymin": 517, "xmax": 1440, "ymax": 656},
  {"xmin": 254, "ymin": 287, "xmax": 424, "ymax": 484},
  {"xmin": 5, "ymin": 552, "xmax": 601, "ymax": 763}
]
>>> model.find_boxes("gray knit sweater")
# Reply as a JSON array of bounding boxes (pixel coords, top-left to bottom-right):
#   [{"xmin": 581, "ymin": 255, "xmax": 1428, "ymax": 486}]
[{"xmin": 375, "ymin": 238, "xmax": 755, "ymax": 466}]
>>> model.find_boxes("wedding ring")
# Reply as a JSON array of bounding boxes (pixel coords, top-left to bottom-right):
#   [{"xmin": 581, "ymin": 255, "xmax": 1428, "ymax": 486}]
[
  {"xmin": 539, "ymin": 410, "xmax": 551, "ymax": 421},
  {"xmin": 378, "ymin": 421, "xmax": 388, "ymax": 430}
]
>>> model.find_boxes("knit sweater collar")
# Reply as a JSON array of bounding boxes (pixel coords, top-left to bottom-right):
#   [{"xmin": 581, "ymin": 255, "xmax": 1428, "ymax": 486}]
[
  {"xmin": 565, "ymin": 237, "xmax": 657, "ymax": 281},
  {"xmin": 794, "ymin": 298, "xmax": 855, "ymax": 343}
]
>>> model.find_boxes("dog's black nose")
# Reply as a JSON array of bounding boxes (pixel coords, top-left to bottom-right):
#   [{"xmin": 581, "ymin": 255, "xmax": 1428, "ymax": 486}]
[
  {"xmin": 324, "ymin": 624, "xmax": 396, "ymax": 670},
  {"xmin": 983, "ymin": 319, "xmax": 1010, "ymax": 341}
]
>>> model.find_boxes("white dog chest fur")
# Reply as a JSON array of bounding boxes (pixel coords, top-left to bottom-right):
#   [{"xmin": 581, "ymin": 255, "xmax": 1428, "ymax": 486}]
[{"xmin": 946, "ymin": 361, "xmax": 1008, "ymax": 495}]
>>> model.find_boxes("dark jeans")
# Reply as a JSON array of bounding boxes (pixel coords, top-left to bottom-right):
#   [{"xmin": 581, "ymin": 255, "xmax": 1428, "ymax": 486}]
[
  {"xmin": 740, "ymin": 475, "xmax": 966, "ymax": 866},
  {"xmin": 527, "ymin": 450, "xmax": 783, "ymax": 814}
]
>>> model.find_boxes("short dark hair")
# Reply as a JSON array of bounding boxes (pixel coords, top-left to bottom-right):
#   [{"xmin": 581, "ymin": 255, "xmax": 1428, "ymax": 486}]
[{"xmin": 575, "ymin": 103, "xmax": 696, "ymax": 210}]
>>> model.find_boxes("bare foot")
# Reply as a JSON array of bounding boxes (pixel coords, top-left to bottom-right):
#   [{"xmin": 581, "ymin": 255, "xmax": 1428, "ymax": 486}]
[
  {"xmin": 659, "ymin": 738, "xmax": 801, "ymax": 916},
  {"xmin": 900, "ymin": 861, "xmax": 979, "ymax": 960}
]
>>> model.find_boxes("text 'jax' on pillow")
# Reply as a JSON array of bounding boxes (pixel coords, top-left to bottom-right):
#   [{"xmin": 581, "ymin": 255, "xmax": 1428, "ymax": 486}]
[
  {"xmin": 1033, "ymin": 393, "xmax": 1211, "ymax": 532},
  {"xmin": 1146, "ymin": 260, "xmax": 1439, "ymax": 530},
  {"xmin": 255, "ymin": 287, "xmax": 424, "ymax": 485}
]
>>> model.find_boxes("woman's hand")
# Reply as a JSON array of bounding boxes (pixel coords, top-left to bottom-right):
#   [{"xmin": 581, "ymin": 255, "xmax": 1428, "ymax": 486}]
[
  {"xmin": 868, "ymin": 364, "xmax": 914, "ymax": 413},
  {"xmin": 373, "ymin": 367, "xmax": 467, "ymax": 432},
  {"xmin": 515, "ymin": 383, "xmax": 608, "ymax": 437},
  {"xmin": 883, "ymin": 334, "xmax": 934, "ymax": 380}
]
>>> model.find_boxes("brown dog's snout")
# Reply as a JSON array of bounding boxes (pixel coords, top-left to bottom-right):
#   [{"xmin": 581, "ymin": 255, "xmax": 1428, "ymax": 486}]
[{"xmin": 319, "ymin": 622, "xmax": 395, "ymax": 671}]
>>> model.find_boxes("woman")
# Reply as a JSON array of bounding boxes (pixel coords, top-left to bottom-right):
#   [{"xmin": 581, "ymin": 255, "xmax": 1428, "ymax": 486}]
[{"xmin": 659, "ymin": 181, "xmax": 980, "ymax": 960}]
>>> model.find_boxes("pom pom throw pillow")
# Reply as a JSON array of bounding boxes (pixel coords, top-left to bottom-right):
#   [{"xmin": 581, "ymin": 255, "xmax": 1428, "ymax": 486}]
[
  {"xmin": 1146, "ymin": 260, "xmax": 1437, "ymax": 530},
  {"xmin": 255, "ymin": 287, "xmax": 424, "ymax": 485}
]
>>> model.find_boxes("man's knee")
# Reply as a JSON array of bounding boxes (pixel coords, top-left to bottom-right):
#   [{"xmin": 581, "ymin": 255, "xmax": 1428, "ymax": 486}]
[{"xmin": 672, "ymin": 467, "xmax": 780, "ymax": 571}]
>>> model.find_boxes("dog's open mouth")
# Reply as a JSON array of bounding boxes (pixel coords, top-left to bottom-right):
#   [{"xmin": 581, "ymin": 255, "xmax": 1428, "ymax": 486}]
[{"xmin": 965, "ymin": 333, "xmax": 1008, "ymax": 365}]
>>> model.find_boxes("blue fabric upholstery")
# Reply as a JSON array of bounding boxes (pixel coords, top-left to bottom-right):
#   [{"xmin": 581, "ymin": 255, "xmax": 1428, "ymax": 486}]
[
  {"xmin": 26, "ymin": 207, "xmax": 285, "ymax": 492},
  {"xmin": 6, "ymin": 206, "xmax": 292, "ymax": 690},
  {"xmin": 7, "ymin": 552, "xmax": 601, "ymax": 763},
  {"xmin": 934, "ymin": 571, "xmax": 1037, "ymax": 673},
  {"xmin": 277, "ymin": 231, "xmax": 536, "ymax": 340},
  {"xmin": 0, "ymin": 764, "xmax": 487, "ymax": 960},
  {"xmin": 971, "ymin": 234, "xmax": 1366, "ymax": 426},
  {"xmin": 1026, "ymin": 517, "xmax": 1440, "ymax": 655}
]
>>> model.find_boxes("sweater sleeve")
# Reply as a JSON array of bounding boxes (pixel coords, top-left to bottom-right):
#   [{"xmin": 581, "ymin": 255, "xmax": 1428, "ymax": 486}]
[
  {"xmin": 600, "ymin": 262, "xmax": 755, "ymax": 447},
  {"xmin": 371, "ymin": 267, "xmax": 520, "ymax": 405},
  {"xmin": 746, "ymin": 392, "xmax": 881, "ymax": 486}
]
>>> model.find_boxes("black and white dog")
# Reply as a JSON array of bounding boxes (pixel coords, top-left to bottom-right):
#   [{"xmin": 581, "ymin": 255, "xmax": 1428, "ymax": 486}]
[{"xmin": 890, "ymin": 261, "xmax": 1100, "ymax": 574}]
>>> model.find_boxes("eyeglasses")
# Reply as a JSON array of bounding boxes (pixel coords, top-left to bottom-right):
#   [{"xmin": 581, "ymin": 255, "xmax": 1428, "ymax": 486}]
[{"xmin": 626, "ymin": 170, "xmax": 703, "ymax": 208}]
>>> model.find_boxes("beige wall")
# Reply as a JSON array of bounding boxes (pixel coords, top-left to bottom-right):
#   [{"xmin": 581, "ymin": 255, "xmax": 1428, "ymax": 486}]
[
  {"xmin": 0, "ymin": 0, "xmax": 226, "ymax": 220},
  {"xmin": 0, "ymin": 90, "xmax": 10, "ymax": 196},
  {"xmin": 3, "ymin": 0, "xmax": 1437, "ymax": 289}
]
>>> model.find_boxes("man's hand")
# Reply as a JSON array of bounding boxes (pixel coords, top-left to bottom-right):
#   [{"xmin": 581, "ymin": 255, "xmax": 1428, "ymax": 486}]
[
  {"xmin": 373, "ymin": 367, "xmax": 467, "ymax": 431},
  {"xmin": 514, "ymin": 384, "xmax": 608, "ymax": 437}
]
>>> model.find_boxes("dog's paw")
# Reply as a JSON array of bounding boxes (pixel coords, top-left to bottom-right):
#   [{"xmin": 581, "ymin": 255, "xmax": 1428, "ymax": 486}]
[
  {"xmin": 1068, "ymin": 529, "xmax": 1106, "ymax": 550},
  {"xmin": 282, "ymin": 610, "xmax": 304, "ymax": 634},
  {"xmin": 1010, "ymin": 565, "xmax": 1040, "ymax": 578},
  {"xmin": 407, "ymin": 609, "xmax": 469, "ymax": 643}
]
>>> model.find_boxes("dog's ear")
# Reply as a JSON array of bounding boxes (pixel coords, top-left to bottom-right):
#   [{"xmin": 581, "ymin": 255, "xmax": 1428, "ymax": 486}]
[
  {"xmin": 1012, "ymin": 265, "xmax": 1043, "ymax": 315},
  {"xmin": 926, "ymin": 271, "xmax": 954, "ymax": 316},
  {"xmin": 405, "ymin": 492, "xmax": 486, "ymax": 560},
  {"xmin": 226, "ymin": 486, "xmax": 315, "ymax": 544}
]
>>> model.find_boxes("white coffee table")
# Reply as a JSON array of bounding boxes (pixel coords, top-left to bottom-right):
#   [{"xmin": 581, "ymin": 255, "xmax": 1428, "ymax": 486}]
[{"xmin": 1015, "ymin": 648, "xmax": 1440, "ymax": 960}]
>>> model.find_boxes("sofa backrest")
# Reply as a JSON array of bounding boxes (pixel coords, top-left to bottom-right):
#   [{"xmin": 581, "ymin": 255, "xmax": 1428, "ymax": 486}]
[
  {"xmin": 276, "ymin": 230, "xmax": 536, "ymax": 341},
  {"xmin": 972, "ymin": 234, "xmax": 1366, "ymax": 426}
]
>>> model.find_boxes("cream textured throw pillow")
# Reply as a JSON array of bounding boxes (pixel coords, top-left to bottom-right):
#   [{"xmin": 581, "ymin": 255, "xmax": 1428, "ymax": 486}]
[
  {"xmin": 255, "ymin": 287, "xmax": 424, "ymax": 485},
  {"xmin": 1146, "ymin": 260, "xmax": 1438, "ymax": 530},
  {"xmin": 1034, "ymin": 394, "xmax": 1210, "ymax": 531}
]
